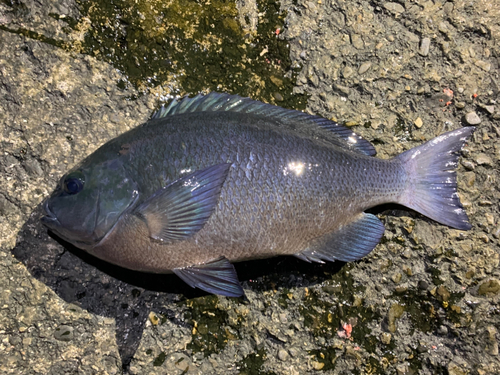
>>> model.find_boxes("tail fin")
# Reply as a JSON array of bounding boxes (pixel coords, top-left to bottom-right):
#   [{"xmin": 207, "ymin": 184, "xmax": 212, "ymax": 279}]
[{"xmin": 397, "ymin": 127, "xmax": 475, "ymax": 230}]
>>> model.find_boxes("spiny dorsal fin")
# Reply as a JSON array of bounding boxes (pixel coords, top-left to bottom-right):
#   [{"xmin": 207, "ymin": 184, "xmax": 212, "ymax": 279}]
[{"xmin": 152, "ymin": 93, "xmax": 376, "ymax": 156}]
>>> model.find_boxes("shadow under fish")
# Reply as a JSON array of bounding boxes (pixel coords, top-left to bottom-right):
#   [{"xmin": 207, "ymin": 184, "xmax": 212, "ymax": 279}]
[{"xmin": 12, "ymin": 203, "xmax": 344, "ymax": 371}]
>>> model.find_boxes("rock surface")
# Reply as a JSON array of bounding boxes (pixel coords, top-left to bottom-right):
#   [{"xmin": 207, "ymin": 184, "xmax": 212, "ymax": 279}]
[{"xmin": 1, "ymin": 0, "xmax": 499, "ymax": 374}]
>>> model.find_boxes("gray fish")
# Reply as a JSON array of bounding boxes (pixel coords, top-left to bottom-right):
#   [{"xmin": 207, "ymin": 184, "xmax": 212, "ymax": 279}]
[{"xmin": 42, "ymin": 93, "xmax": 474, "ymax": 297}]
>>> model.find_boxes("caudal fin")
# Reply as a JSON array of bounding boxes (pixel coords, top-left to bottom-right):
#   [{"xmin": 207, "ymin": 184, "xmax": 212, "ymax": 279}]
[{"xmin": 397, "ymin": 127, "xmax": 475, "ymax": 230}]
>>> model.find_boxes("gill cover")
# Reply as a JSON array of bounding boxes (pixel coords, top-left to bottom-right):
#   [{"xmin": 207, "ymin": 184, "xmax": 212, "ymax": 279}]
[{"xmin": 42, "ymin": 158, "xmax": 138, "ymax": 248}]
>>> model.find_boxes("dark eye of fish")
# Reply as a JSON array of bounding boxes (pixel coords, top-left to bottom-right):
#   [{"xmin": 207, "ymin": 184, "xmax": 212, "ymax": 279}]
[{"xmin": 63, "ymin": 174, "xmax": 84, "ymax": 195}]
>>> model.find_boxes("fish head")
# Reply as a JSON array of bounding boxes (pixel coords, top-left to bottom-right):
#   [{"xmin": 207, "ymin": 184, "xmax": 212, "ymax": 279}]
[{"xmin": 41, "ymin": 158, "xmax": 139, "ymax": 249}]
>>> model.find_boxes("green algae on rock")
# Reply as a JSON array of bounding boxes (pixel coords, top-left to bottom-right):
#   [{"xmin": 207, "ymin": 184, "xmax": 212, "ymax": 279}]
[{"xmin": 53, "ymin": 0, "xmax": 308, "ymax": 108}]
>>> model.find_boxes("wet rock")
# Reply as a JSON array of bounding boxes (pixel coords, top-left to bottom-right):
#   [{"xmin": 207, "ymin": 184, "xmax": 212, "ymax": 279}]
[
  {"xmin": 478, "ymin": 279, "xmax": 500, "ymax": 296},
  {"xmin": 436, "ymin": 285, "xmax": 451, "ymax": 302},
  {"xmin": 387, "ymin": 303, "xmax": 405, "ymax": 333}
]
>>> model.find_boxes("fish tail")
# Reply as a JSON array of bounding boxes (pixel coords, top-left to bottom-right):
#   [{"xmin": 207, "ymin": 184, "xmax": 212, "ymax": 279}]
[{"xmin": 397, "ymin": 127, "xmax": 475, "ymax": 230}]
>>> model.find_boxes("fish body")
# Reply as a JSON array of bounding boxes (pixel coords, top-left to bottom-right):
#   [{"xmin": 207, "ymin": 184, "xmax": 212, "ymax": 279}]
[{"xmin": 42, "ymin": 93, "xmax": 473, "ymax": 297}]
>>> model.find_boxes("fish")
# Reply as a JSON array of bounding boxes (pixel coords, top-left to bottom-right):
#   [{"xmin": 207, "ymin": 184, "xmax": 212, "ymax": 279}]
[{"xmin": 41, "ymin": 92, "xmax": 474, "ymax": 297}]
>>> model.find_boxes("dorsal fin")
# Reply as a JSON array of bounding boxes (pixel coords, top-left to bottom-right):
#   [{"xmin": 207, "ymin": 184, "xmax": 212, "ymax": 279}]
[{"xmin": 152, "ymin": 92, "xmax": 376, "ymax": 156}]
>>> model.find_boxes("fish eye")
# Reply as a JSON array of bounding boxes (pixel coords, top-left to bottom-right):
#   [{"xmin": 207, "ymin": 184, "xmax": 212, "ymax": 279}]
[{"xmin": 63, "ymin": 172, "xmax": 85, "ymax": 195}]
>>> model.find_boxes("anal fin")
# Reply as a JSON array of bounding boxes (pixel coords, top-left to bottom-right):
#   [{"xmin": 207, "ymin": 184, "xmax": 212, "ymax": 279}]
[
  {"xmin": 173, "ymin": 257, "xmax": 244, "ymax": 297},
  {"xmin": 296, "ymin": 213, "xmax": 385, "ymax": 263}
]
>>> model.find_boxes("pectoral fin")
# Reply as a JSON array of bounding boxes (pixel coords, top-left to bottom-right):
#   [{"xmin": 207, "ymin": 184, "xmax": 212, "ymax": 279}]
[
  {"xmin": 295, "ymin": 213, "xmax": 385, "ymax": 263},
  {"xmin": 173, "ymin": 257, "xmax": 244, "ymax": 297},
  {"xmin": 134, "ymin": 163, "xmax": 231, "ymax": 242}
]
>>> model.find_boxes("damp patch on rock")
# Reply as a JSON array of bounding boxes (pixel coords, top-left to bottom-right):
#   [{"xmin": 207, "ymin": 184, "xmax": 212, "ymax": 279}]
[{"xmin": 46, "ymin": 0, "xmax": 309, "ymax": 108}]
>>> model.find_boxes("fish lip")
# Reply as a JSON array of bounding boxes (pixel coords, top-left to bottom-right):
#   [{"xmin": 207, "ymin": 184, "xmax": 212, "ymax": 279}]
[{"xmin": 41, "ymin": 199, "xmax": 60, "ymax": 226}]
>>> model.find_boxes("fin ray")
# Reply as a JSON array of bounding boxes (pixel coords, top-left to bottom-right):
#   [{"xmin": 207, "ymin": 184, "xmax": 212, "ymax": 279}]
[
  {"xmin": 134, "ymin": 163, "xmax": 231, "ymax": 242},
  {"xmin": 152, "ymin": 92, "xmax": 376, "ymax": 156},
  {"xmin": 397, "ymin": 127, "xmax": 474, "ymax": 230},
  {"xmin": 173, "ymin": 257, "xmax": 244, "ymax": 297},
  {"xmin": 296, "ymin": 213, "xmax": 385, "ymax": 263}
]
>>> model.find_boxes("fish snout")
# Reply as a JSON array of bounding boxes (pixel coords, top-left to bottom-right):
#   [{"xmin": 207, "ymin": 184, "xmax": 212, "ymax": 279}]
[{"xmin": 41, "ymin": 199, "xmax": 60, "ymax": 227}]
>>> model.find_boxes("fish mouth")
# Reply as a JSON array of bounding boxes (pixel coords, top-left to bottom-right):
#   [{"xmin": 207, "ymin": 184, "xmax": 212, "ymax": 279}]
[
  {"xmin": 41, "ymin": 199, "xmax": 60, "ymax": 228},
  {"xmin": 40, "ymin": 199, "xmax": 96, "ymax": 250}
]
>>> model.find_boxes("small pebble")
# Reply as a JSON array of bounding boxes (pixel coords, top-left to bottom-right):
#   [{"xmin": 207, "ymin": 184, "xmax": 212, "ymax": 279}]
[
  {"xmin": 149, "ymin": 311, "xmax": 159, "ymax": 325},
  {"xmin": 54, "ymin": 325, "xmax": 74, "ymax": 342},
  {"xmin": 414, "ymin": 117, "xmax": 423, "ymax": 128},
  {"xmin": 418, "ymin": 280, "xmax": 429, "ymax": 290},
  {"xmin": 437, "ymin": 325, "xmax": 448, "ymax": 335},
  {"xmin": 461, "ymin": 160, "xmax": 475, "ymax": 170},
  {"xmin": 465, "ymin": 112, "xmax": 481, "ymax": 125},
  {"xmin": 388, "ymin": 303, "xmax": 405, "ymax": 333},
  {"xmin": 273, "ymin": 92, "xmax": 284, "ymax": 101},
  {"xmin": 484, "ymin": 105, "xmax": 495, "ymax": 114},
  {"xmin": 396, "ymin": 364, "xmax": 408, "ymax": 375},
  {"xmin": 342, "ymin": 66, "xmax": 353, "ymax": 78},
  {"xmin": 392, "ymin": 272, "xmax": 402, "ymax": 284},
  {"xmin": 436, "ymin": 285, "xmax": 450, "ymax": 302},
  {"xmin": 478, "ymin": 279, "xmax": 500, "ymax": 296},
  {"xmin": 277, "ymin": 349, "xmax": 289, "ymax": 361},
  {"xmin": 380, "ymin": 332, "xmax": 392, "ymax": 345},
  {"xmin": 416, "ymin": 344, "xmax": 428, "ymax": 354},
  {"xmin": 484, "ymin": 213, "xmax": 495, "ymax": 226},
  {"xmin": 312, "ymin": 361, "xmax": 325, "ymax": 370},
  {"xmin": 492, "ymin": 226, "xmax": 500, "ymax": 239},
  {"xmin": 486, "ymin": 326, "xmax": 499, "ymax": 355},
  {"xmin": 419, "ymin": 38, "xmax": 431, "ymax": 56},
  {"xmin": 288, "ymin": 347, "xmax": 299, "ymax": 358},
  {"xmin": 474, "ymin": 153, "xmax": 492, "ymax": 166},
  {"xmin": 474, "ymin": 60, "xmax": 491, "ymax": 72},
  {"xmin": 384, "ymin": 2, "xmax": 405, "ymax": 14},
  {"xmin": 358, "ymin": 61, "xmax": 372, "ymax": 75}
]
